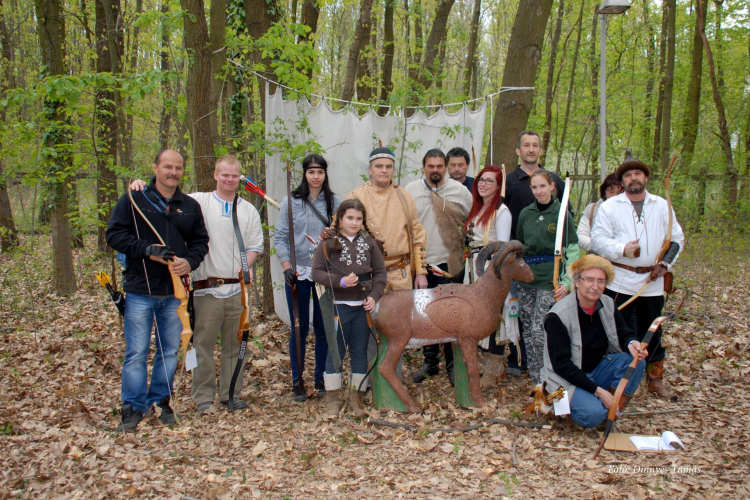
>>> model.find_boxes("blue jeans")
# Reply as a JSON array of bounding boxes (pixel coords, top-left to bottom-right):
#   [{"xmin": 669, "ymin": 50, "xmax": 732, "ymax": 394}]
[
  {"xmin": 285, "ymin": 280, "xmax": 328, "ymax": 384},
  {"xmin": 570, "ymin": 352, "xmax": 646, "ymax": 428},
  {"xmin": 122, "ymin": 293, "xmax": 182, "ymax": 413},
  {"xmin": 325, "ymin": 304, "xmax": 369, "ymax": 375}
]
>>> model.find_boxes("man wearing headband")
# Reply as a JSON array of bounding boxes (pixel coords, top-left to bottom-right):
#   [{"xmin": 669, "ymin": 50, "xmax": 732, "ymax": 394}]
[
  {"xmin": 590, "ymin": 151, "xmax": 684, "ymax": 400},
  {"xmin": 541, "ymin": 255, "xmax": 647, "ymax": 428}
]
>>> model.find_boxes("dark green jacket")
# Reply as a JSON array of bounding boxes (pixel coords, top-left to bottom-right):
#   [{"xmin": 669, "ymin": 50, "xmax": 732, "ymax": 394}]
[{"xmin": 516, "ymin": 199, "xmax": 579, "ymax": 290}]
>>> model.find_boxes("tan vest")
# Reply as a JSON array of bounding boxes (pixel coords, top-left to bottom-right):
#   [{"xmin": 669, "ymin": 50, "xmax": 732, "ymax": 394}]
[{"xmin": 541, "ymin": 293, "xmax": 620, "ymax": 399}]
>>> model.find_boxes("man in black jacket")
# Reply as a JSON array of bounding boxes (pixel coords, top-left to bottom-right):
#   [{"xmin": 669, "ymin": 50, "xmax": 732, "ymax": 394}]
[{"xmin": 106, "ymin": 149, "xmax": 209, "ymax": 431}]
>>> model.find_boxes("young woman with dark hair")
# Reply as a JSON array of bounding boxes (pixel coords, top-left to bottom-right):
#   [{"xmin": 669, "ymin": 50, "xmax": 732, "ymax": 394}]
[
  {"xmin": 311, "ymin": 199, "xmax": 387, "ymax": 417},
  {"xmin": 463, "ymin": 165, "xmax": 513, "ymax": 387},
  {"xmin": 515, "ymin": 169, "xmax": 579, "ymax": 385},
  {"xmin": 274, "ymin": 154, "xmax": 341, "ymax": 402}
]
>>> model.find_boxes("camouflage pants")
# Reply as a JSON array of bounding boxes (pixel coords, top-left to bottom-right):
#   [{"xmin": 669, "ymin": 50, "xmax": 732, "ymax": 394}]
[{"xmin": 516, "ymin": 286, "xmax": 556, "ymax": 384}]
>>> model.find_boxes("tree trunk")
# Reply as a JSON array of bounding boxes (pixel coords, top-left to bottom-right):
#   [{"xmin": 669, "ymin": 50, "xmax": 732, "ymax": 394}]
[
  {"xmin": 0, "ymin": 0, "xmax": 19, "ymax": 251},
  {"xmin": 658, "ymin": 0, "xmax": 676, "ymax": 175},
  {"xmin": 95, "ymin": 0, "xmax": 119, "ymax": 252},
  {"xmin": 697, "ymin": 0, "xmax": 736, "ymax": 203},
  {"xmin": 340, "ymin": 0, "xmax": 374, "ymax": 102},
  {"xmin": 652, "ymin": 0, "xmax": 668, "ymax": 165},
  {"xmin": 542, "ymin": 0, "xmax": 565, "ymax": 163},
  {"xmin": 642, "ymin": 0, "xmax": 655, "ymax": 154},
  {"xmin": 462, "ymin": 0, "xmax": 481, "ymax": 96},
  {"xmin": 34, "ymin": 0, "xmax": 77, "ymax": 294},
  {"xmin": 485, "ymin": 0, "xmax": 554, "ymax": 171},
  {"xmin": 378, "ymin": 0, "xmax": 395, "ymax": 116},
  {"xmin": 299, "ymin": 0, "xmax": 320, "ymax": 81},
  {"xmin": 210, "ymin": 0, "xmax": 226, "ymax": 146},
  {"xmin": 355, "ymin": 18, "xmax": 373, "ymax": 101},
  {"xmin": 555, "ymin": 0, "xmax": 584, "ymax": 175},
  {"xmin": 181, "ymin": 0, "xmax": 220, "ymax": 191},
  {"xmin": 159, "ymin": 0, "xmax": 172, "ymax": 149},
  {"xmin": 680, "ymin": 0, "xmax": 705, "ymax": 170},
  {"xmin": 418, "ymin": 0, "xmax": 455, "ymax": 89}
]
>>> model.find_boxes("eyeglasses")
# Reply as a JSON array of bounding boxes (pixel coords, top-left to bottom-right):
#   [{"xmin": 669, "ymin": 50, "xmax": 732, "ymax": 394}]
[
  {"xmin": 578, "ymin": 277, "xmax": 607, "ymax": 286},
  {"xmin": 477, "ymin": 178, "xmax": 497, "ymax": 185}
]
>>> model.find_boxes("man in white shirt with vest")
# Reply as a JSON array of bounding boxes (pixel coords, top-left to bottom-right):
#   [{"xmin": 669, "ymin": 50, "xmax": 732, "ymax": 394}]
[
  {"xmin": 405, "ymin": 149, "xmax": 473, "ymax": 386},
  {"xmin": 542, "ymin": 255, "xmax": 647, "ymax": 428},
  {"xmin": 590, "ymin": 152, "xmax": 684, "ymax": 400}
]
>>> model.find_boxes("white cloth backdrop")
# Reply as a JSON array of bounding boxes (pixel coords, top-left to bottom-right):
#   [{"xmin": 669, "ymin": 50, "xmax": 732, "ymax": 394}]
[{"xmin": 264, "ymin": 84, "xmax": 487, "ymax": 325}]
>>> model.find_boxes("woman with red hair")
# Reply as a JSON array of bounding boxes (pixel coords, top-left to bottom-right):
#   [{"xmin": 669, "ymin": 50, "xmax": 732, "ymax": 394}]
[{"xmin": 464, "ymin": 165, "xmax": 513, "ymax": 387}]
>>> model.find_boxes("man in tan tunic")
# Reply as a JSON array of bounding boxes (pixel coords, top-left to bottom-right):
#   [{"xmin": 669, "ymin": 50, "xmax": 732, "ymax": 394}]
[{"xmin": 326, "ymin": 146, "xmax": 428, "ymax": 290}]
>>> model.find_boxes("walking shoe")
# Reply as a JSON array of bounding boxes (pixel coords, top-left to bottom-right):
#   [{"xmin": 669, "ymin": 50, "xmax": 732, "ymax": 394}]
[
  {"xmin": 412, "ymin": 364, "xmax": 439, "ymax": 383},
  {"xmin": 116, "ymin": 405, "xmax": 143, "ymax": 432},
  {"xmin": 349, "ymin": 390, "xmax": 365, "ymax": 417},
  {"xmin": 315, "ymin": 378, "xmax": 327, "ymax": 397},
  {"xmin": 221, "ymin": 400, "xmax": 248, "ymax": 410},
  {"xmin": 293, "ymin": 382, "xmax": 308, "ymax": 402},
  {"xmin": 447, "ymin": 365, "xmax": 455, "ymax": 387},
  {"xmin": 196, "ymin": 401, "xmax": 214, "ymax": 413},
  {"xmin": 646, "ymin": 361, "xmax": 679, "ymax": 401},
  {"xmin": 158, "ymin": 396, "xmax": 177, "ymax": 425},
  {"xmin": 325, "ymin": 389, "xmax": 344, "ymax": 417}
]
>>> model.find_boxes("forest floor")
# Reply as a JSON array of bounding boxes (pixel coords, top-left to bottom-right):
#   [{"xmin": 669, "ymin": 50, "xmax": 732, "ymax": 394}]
[{"xmin": 0, "ymin": 233, "xmax": 748, "ymax": 499}]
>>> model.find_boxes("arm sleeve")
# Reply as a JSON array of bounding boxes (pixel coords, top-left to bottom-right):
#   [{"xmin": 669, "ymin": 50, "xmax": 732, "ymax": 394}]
[
  {"xmin": 184, "ymin": 204, "xmax": 210, "ymax": 270},
  {"xmin": 515, "ymin": 210, "xmax": 526, "ymax": 245},
  {"xmin": 545, "ymin": 313, "xmax": 599, "ymax": 394},
  {"xmin": 243, "ymin": 205, "xmax": 264, "ymax": 253},
  {"xmin": 560, "ymin": 243, "xmax": 580, "ymax": 291},
  {"xmin": 406, "ymin": 192, "xmax": 428, "ymax": 276},
  {"xmin": 105, "ymin": 194, "xmax": 151, "ymax": 258},
  {"xmin": 614, "ymin": 308, "xmax": 638, "ymax": 351},
  {"xmin": 368, "ymin": 243, "xmax": 388, "ymax": 301},
  {"xmin": 311, "ymin": 243, "xmax": 343, "ymax": 288},
  {"xmin": 274, "ymin": 197, "xmax": 291, "ymax": 263},
  {"xmin": 589, "ymin": 203, "xmax": 625, "ymax": 260},
  {"xmin": 577, "ymin": 204, "xmax": 593, "ymax": 252},
  {"xmin": 495, "ymin": 208, "xmax": 512, "ymax": 242}
]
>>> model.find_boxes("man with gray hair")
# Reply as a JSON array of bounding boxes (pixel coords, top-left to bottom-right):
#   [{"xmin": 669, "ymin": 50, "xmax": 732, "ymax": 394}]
[{"xmin": 541, "ymin": 255, "xmax": 647, "ymax": 428}]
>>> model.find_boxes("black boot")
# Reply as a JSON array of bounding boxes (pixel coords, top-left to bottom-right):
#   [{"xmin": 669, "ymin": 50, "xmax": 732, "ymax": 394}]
[
  {"xmin": 116, "ymin": 404, "xmax": 143, "ymax": 432},
  {"xmin": 444, "ymin": 343, "xmax": 455, "ymax": 387},
  {"xmin": 412, "ymin": 344, "xmax": 440, "ymax": 383}
]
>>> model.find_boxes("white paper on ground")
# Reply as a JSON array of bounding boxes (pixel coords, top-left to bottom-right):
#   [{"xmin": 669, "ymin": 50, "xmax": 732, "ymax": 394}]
[
  {"xmin": 553, "ymin": 390, "xmax": 571, "ymax": 416},
  {"xmin": 629, "ymin": 431, "xmax": 685, "ymax": 451},
  {"xmin": 185, "ymin": 349, "xmax": 197, "ymax": 372}
]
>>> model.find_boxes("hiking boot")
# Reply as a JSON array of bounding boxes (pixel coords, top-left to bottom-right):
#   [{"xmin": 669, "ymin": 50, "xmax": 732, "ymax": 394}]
[
  {"xmin": 412, "ymin": 364, "xmax": 439, "ymax": 383},
  {"xmin": 116, "ymin": 405, "xmax": 143, "ymax": 432},
  {"xmin": 315, "ymin": 378, "xmax": 327, "ymax": 397},
  {"xmin": 447, "ymin": 364, "xmax": 455, "ymax": 387},
  {"xmin": 221, "ymin": 399, "xmax": 248, "ymax": 410},
  {"xmin": 647, "ymin": 361, "xmax": 679, "ymax": 401},
  {"xmin": 158, "ymin": 396, "xmax": 177, "ymax": 425},
  {"xmin": 293, "ymin": 382, "xmax": 308, "ymax": 402},
  {"xmin": 325, "ymin": 389, "xmax": 344, "ymax": 417},
  {"xmin": 350, "ymin": 390, "xmax": 365, "ymax": 417}
]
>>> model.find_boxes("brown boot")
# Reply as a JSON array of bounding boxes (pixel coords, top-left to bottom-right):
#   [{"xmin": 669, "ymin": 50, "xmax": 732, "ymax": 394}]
[
  {"xmin": 325, "ymin": 389, "xmax": 344, "ymax": 417},
  {"xmin": 647, "ymin": 361, "xmax": 679, "ymax": 401},
  {"xmin": 349, "ymin": 390, "xmax": 365, "ymax": 417},
  {"xmin": 481, "ymin": 354, "xmax": 505, "ymax": 388}
]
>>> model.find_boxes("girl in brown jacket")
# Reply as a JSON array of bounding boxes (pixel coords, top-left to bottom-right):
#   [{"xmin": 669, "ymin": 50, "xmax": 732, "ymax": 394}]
[{"xmin": 312, "ymin": 199, "xmax": 387, "ymax": 416}]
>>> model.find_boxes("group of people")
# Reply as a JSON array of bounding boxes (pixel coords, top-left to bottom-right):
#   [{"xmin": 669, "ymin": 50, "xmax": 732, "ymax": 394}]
[{"xmin": 106, "ymin": 129, "xmax": 684, "ymax": 432}]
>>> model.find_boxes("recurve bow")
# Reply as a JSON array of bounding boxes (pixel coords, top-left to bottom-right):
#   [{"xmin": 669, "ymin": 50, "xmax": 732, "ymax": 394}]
[
  {"xmin": 553, "ymin": 174, "xmax": 571, "ymax": 297},
  {"xmin": 287, "ymin": 160, "xmax": 305, "ymax": 396}
]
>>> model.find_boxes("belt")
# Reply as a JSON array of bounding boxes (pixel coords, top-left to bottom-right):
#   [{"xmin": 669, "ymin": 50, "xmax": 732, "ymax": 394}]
[
  {"xmin": 524, "ymin": 254, "xmax": 555, "ymax": 265},
  {"xmin": 384, "ymin": 254, "xmax": 410, "ymax": 272},
  {"xmin": 193, "ymin": 278, "xmax": 241, "ymax": 290},
  {"xmin": 611, "ymin": 262, "xmax": 655, "ymax": 274}
]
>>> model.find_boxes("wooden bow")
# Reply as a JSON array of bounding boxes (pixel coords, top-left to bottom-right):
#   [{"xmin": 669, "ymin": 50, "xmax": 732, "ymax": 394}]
[
  {"xmin": 127, "ymin": 186, "xmax": 192, "ymax": 358},
  {"xmin": 617, "ymin": 153, "xmax": 677, "ymax": 311}
]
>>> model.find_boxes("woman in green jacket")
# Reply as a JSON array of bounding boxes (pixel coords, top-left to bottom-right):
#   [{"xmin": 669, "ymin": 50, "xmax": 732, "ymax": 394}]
[{"xmin": 515, "ymin": 170, "xmax": 579, "ymax": 384}]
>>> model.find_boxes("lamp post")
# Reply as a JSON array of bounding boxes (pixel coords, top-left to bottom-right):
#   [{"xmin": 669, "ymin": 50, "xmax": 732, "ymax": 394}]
[{"xmin": 598, "ymin": 0, "xmax": 631, "ymax": 183}]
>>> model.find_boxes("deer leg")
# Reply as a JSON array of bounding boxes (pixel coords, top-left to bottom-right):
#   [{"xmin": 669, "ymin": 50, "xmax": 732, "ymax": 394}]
[
  {"xmin": 378, "ymin": 338, "xmax": 420, "ymax": 413},
  {"xmin": 459, "ymin": 338, "xmax": 485, "ymax": 407}
]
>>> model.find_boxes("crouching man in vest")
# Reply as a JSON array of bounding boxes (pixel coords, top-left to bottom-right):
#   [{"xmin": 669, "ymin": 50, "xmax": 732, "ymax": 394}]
[{"xmin": 540, "ymin": 255, "xmax": 648, "ymax": 428}]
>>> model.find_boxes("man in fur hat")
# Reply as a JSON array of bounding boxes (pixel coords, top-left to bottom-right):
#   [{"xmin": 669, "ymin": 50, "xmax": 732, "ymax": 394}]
[
  {"xmin": 541, "ymin": 255, "xmax": 647, "ymax": 428},
  {"xmin": 405, "ymin": 149, "xmax": 473, "ymax": 385},
  {"xmin": 590, "ymin": 151, "xmax": 684, "ymax": 400}
]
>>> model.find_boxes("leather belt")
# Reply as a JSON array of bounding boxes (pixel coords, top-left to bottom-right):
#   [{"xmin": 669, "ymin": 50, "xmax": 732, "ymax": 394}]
[
  {"xmin": 193, "ymin": 278, "xmax": 240, "ymax": 290},
  {"xmin": 384, "ymin": 254, "xmax": 410, "ymax": 272},
  {"xmin": 611, "ymin": 262, "xmax": 655, "ymax": 274}
]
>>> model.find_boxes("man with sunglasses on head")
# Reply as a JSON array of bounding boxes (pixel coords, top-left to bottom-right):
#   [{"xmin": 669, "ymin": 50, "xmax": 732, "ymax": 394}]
[{"xmin": 541, "ymin": 255, "xmax": 647, "ymax": 428}]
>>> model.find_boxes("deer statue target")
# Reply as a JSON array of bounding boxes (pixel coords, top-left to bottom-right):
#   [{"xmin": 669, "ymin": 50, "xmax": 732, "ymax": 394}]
[{"xmin": 371, "ymin": 240, "xmax": 533, "ymax": 412}]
